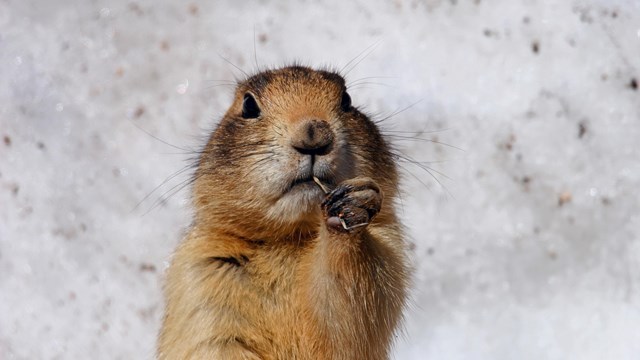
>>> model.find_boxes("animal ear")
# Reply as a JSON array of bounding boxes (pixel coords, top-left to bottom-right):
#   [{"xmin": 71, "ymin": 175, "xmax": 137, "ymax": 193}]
[
  {"xmin": 340, "ymin": 91, "xmax": 352, "ymax": 112},
  {"xmin": 242, "ymin": 93, "xmax": 261, "ymax": 119}
]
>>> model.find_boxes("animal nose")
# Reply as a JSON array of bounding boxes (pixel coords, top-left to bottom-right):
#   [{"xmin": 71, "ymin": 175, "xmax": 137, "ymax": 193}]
[{"xmin": 291, "ymin": 119, "xmax": 334, "ymax": 156}]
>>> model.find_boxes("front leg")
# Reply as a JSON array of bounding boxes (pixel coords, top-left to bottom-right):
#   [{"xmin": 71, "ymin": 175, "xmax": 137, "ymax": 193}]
[{"xmin": 297, "ymin": 177, "xmax": 406, "ymax": 360}]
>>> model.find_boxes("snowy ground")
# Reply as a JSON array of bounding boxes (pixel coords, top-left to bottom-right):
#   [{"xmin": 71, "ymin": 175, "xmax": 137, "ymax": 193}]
[{"xmin": 1, "ymin": 0, "xmax": 639, "ymax": 359}]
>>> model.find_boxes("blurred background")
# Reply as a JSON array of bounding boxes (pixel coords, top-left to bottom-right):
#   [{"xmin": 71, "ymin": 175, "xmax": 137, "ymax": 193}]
[{"xmin": 1, "ymin": 0, "xmax": 639, "ymax": 359}]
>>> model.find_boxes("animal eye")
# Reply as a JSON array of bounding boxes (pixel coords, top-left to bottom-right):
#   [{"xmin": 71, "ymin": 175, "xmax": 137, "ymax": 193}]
[
  {"xmin": 340, "ymin": 91, "xmax": 352, "ymax": 112},
  {"xmin": 242, "ymin": 93, "xmax": 261, "ymax": 119}
]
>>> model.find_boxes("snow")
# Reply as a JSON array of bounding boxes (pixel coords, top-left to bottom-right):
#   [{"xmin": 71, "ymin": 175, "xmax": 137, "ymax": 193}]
[{"xmin": 1, "ymin": 0, "xmax": 639, "ymax": 359}]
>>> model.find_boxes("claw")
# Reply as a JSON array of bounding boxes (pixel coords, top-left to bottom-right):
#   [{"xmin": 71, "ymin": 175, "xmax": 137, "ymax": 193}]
[{"xmin": 339, "ymin": 217, "xmax": 369, "ymax": 231}]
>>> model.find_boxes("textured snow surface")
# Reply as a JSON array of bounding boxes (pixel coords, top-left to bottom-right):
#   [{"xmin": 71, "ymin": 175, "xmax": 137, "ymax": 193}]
[{"xmin": 1, "ymin": 0, "xmax": 639, "ymax": 359}]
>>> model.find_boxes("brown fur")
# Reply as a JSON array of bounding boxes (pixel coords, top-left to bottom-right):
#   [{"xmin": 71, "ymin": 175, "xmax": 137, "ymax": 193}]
[{"xmin": 158, "ymin": 66, "xmax": 409, "ymax": 359}]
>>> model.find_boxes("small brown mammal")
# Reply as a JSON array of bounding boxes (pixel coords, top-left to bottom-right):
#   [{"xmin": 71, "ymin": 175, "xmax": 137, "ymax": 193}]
[{"xmin": 158, "ymin": 66, "xmax": 409, "ymax": 359}]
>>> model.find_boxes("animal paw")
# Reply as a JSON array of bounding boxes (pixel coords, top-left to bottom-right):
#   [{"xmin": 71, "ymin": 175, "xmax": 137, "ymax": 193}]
[{"xmin": 321, "ymin": 177, "xmax": 383, "ymax": 233}]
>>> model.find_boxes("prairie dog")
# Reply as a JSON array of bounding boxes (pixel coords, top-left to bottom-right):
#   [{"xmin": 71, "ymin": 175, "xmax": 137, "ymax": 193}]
[{"xmin": 158, "ymin": 66, "xmax": 409, "ymax": 359}]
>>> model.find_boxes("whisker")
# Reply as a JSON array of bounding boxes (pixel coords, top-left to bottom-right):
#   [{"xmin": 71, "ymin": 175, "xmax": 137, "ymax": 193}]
[
  {"xmin": 348, "ymin": 80, "xmax": 396, "ymax": 89},
  {"xmin": 341, "ymin": 40, "xmax": 381, "ymax": 76},
  {"xmin": 391, "ymin": 151, "xmax": 453, "ymax": 182},
  {"xmin": 387, "ymin": 135, "xmax": 465, "ymax": 152},
  {"xmin": 133, "ymin": 162, "xmax": 198, "ymax": 212},
  {"xmin": 392, "ymin": 151, "xmax": 454, "ymax": 198},
  {"xmin": 130, "ymin": 120, "xmax": 195, "ymax": 153},
  {"xmin": 252, "ymin": 26, "xmax": 261, "ymax": 73},
  {"xmin": 218, "ymin": 53, "xmax": 249, "ymax": 78},
  {"xmin": 247, "ymin": 154, "xmax": 276, "ymax": 175},
  {"xmin": 372, "ymin": 100, "xmax": 423, "ymax": 125},
  {"xmin": 347, "ymin": 76, "xmax": 396, "ymax": 88},
  {"xmin": 384, "ymin": 128, "xmax": 450, "ymax": 135},
  {"xmin": 202, "ymin": 82, "xmax": 237, "ymax": 91},
  {"xmin": 142, "ymin": 175, "xmax": 195, "ymax": 216}
]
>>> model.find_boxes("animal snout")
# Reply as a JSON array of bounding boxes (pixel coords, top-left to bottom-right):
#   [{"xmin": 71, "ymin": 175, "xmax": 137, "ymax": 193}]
[{"xmin": 291, "ymin": 119, "xmax": 334, "ymax": 156}]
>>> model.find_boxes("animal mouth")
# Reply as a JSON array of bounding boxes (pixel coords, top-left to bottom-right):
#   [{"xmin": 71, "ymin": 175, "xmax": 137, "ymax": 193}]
[
  {"xmin": 287, "ymin": 174, "xmax": 334, "ymax": 194},
  {"xmin": 290, "ymin": 176, "xmax": 315, "ymax": 187},
  {"xmin": 286, "ymin": 156, "xmax": 338, "ymax": 195}
]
